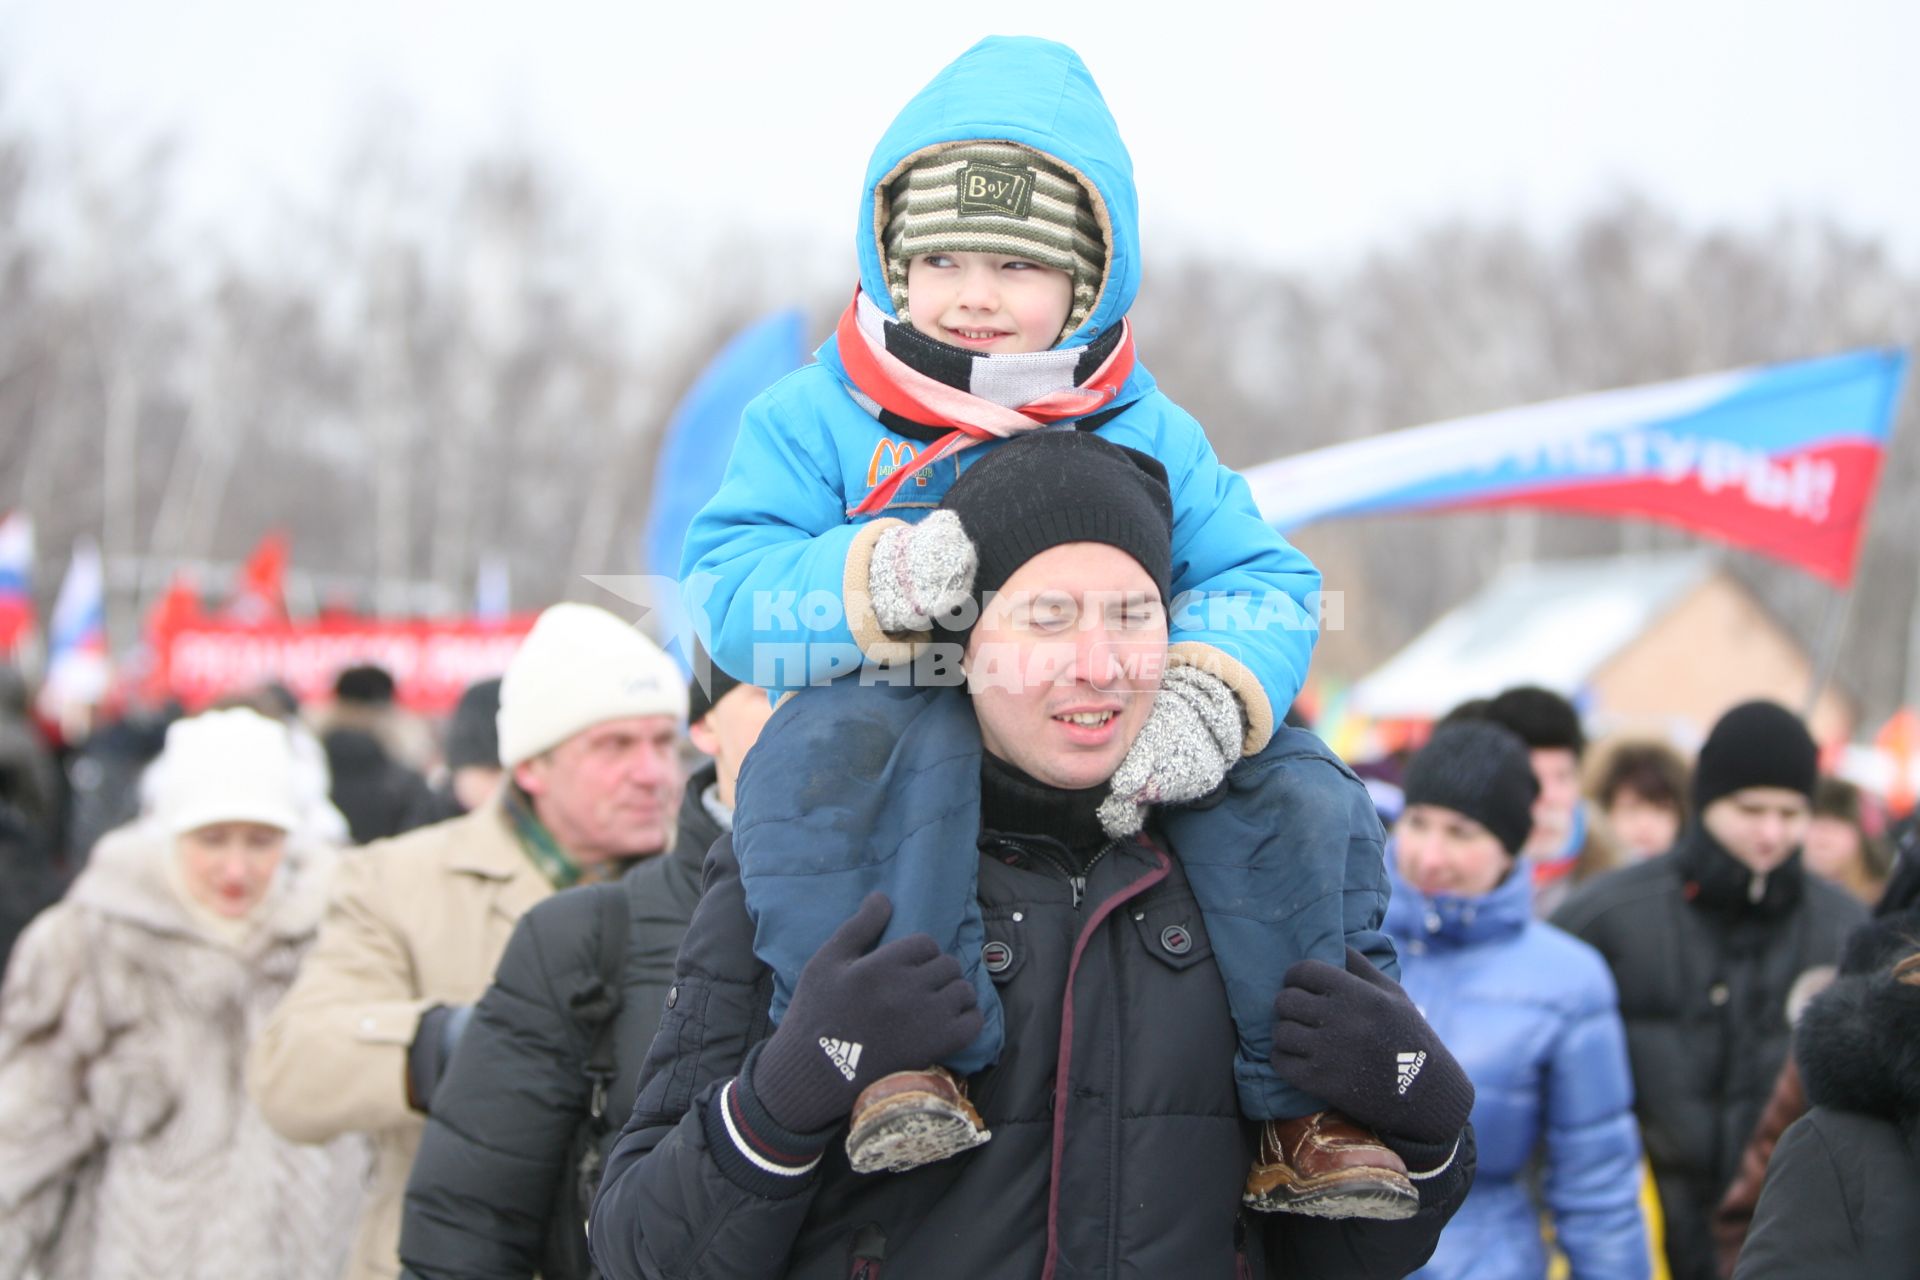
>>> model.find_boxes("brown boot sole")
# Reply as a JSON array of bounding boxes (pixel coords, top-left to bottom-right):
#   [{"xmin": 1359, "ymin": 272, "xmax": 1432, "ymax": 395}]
[
  {"xmin": 1242, "ymin": 1165, "xmax": 1421, "ymax": 1220},
  {"xmin": 845, "ymin": 1089, "xmax": 992, "ymax": 1175}
]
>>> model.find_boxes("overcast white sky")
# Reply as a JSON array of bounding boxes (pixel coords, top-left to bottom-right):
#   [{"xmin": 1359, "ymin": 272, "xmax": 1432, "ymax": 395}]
[{"xmin": 5, "ymin": 0, "xmax": 1919, "ymax": 276}]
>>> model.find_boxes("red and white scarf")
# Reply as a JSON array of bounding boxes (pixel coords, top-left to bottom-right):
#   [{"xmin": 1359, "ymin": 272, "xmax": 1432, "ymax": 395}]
[{"xmin": 838, "ymin": 289, "xmax": 1135, "ymax": 515}]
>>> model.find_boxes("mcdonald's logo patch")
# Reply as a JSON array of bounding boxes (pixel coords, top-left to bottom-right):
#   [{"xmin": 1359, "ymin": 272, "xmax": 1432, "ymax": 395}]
[{"xmin": 867, "ymin": 439, "xmax": 933, "ymax": 491}]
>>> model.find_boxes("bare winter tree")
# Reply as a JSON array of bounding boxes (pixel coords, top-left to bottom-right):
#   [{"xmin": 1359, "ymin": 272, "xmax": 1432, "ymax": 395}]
[{"xmin": 0, "ymin": 84, "xmax": 1915, "ymax": 721}]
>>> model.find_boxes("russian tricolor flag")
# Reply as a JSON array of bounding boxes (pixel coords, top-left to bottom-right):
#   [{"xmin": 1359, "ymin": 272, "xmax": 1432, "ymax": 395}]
[
  {"xmin": 1245, "ymin": 348, "xmax": 1909, "ymax": 586},
  {"xmin": 0, "ymin": 511, "xmax": 32, "ymax": 657},
  {"xmin": 40, "ymin": 538, "xmax": 109, "ymax": 719}
]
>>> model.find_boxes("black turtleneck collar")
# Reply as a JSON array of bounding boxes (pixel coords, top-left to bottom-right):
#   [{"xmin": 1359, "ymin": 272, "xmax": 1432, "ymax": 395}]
[
  {"xmin": 979, "ymin": 751, "xmax": 1110, "ymax": 858},
  {"xmin": 1673, "ymin": 820, "xmax": 1806, "ymax": 922}
]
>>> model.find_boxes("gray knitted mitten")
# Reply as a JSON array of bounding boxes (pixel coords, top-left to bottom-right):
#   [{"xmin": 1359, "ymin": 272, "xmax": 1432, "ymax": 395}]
[
  {"xmin": 867, "ymin": 511, "xmax": 978, "ymax": 636},
  {"xmin": 1097, "ymin": 664, "xmax": 1245, "ymax": 837}
]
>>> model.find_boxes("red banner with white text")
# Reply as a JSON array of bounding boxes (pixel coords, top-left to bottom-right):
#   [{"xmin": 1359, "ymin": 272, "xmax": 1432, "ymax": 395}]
[{"xmin": 153, "ymin": 614, "xmax": 537, "ymax": 714}]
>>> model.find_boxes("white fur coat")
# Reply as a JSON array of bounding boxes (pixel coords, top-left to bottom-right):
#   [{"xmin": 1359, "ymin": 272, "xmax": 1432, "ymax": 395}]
[{"xmin": 0, "ymin": 825, "xmax": 368, "ymax": 1279}]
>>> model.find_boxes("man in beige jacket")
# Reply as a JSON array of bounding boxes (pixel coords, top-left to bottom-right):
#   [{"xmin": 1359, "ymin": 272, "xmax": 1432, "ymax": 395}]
[{"xmin": 248, "ymin": 603, "xmax": 686, "ymax": 1280}]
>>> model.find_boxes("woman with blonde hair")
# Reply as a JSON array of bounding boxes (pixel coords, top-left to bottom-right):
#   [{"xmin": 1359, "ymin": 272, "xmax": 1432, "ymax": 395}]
[{"xmin": 0, "ymin": 708, "xmax": 366, "ymax": 1278}]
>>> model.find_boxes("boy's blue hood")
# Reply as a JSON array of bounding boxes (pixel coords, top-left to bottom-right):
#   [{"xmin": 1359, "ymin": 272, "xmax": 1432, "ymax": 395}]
[{"xmin": 857, "ymin": 36, "xmax": 1139, "ymax": 346}]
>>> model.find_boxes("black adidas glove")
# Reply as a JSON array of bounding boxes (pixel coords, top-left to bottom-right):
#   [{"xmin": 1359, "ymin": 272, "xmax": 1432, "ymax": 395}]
[
  {"xmin": 751, "ymin": 893, "xmax": 984, "ymax": 1134},
  {"xmin": 1269, "ymin": 947, "xmax": 1474, "ymax": 1157}
]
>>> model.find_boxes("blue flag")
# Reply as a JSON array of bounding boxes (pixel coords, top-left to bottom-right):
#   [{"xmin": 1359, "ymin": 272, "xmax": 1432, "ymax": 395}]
[{"xmin": 641, "ymin": 309, "xmax": 807, "ymax": 669}]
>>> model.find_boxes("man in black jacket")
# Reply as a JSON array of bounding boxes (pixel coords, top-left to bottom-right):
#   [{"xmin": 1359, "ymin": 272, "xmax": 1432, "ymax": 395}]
[
  {"xmin": 397, "ymin": 662, "xmax": 771, "ymax": 1279},
  {"xmin": 320, "ymin": 664, "xmax": 434, "ymax": 844},
  {"xmin": 1553, "ymin": 700, "xmax": 1866, "ymax": 1280},
  {"xmin": 586, "ymin": 435, "xmax": 1475, "ymax": 1279}
]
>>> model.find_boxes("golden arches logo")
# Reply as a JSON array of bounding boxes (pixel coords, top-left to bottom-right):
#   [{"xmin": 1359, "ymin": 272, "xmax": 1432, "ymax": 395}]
[{"xmin": 867, "ymin": 439, "xmax": 932, "ymax": 490}]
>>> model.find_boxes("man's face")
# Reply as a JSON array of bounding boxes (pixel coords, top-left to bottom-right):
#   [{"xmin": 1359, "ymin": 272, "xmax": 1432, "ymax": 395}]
[
  {"xmin": 964, "ymin": 542, "xmax": 1167, "ymax": 791},
  {"xmin": 514, "ymin": 715, "xmax": 682, "ymax": 864},
  {"xmin": 1702, "ymin": 786, "xmax": 1812, "ymax": 876},
  {"xmin": 1525, "ymin": 746, "xmax": 1583, "ymax": 855},
  {"xmin": 688, "ymin": 683, "xmax": 776, "ymax": 808}
]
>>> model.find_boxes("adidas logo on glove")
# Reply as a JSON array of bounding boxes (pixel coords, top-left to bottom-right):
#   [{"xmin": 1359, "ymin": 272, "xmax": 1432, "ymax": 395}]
[
  {"xmin": 820, "ymin": 1037, "xmax": 864, "ymax": 1082},
  {"xmin": 1396, "ymin": 1050, "xmax": 1427, "ymax": 1095}
]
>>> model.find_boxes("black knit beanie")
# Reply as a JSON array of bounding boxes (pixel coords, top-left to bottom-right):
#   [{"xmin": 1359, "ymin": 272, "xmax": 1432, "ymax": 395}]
[
  {"xmin": 335, "ymin": 663, "xmax": 398, "ymax": 707},
  {"xmin": 1484, "ymin": 685, "xmax": 1586, "ymax": 757},
  {"xmin": 1692, "ymin": 699, "xmax": 1818, "ymax": 814},
  {"xmin": 445, "ymin": 677, "xmax": 502, "ymax": 771},
  {"xmin": 1402, "ymin": 720, "xmax": 1540, "ymax": 856},
  {"xmin": 939, "ymin": 432, "xmax": 1174, "ymax": 612},
  {"xmin": 687, "ymin": 639, "xmax": 743, "ymax": 728}
]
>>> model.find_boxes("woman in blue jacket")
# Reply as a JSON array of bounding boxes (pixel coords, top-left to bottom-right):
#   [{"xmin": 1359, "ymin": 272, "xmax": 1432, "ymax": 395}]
[{"xmin": 1388, "ymin": 720, "xmax": 1650, "ymax": 1280}]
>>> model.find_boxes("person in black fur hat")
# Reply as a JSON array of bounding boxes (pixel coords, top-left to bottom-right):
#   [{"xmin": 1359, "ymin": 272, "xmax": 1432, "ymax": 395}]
[
  {"xmin": 1735, "ymin": 922, "xmax": 1920, "ymax": 1276},
  {"xmin": 1553, "ymin": 700, "xmax": 1867, "ymax": 1280}
]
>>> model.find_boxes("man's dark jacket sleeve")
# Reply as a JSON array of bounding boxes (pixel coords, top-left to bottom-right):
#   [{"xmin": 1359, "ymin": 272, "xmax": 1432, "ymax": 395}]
[
  {"xmin": 400, "ymin": 888, "xmax": 608, "ymax": 1278},
  {"xmin": 589, "ymin": 836, "xmax": 808, "ymax": 1280}
]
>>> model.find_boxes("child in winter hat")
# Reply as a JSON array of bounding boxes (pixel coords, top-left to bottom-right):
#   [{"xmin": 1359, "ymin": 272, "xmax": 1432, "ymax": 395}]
[
  {"xmin": 685, "ymin": 33, "xmax": 1323, "ymax": 837},
  {"xmin": 684, "ymin": 34, "xmax": 1372, "ymax": 1215},
  {"xmin": 679, "ymin": 40, "xmax": 1428, "ymax": 1220}
]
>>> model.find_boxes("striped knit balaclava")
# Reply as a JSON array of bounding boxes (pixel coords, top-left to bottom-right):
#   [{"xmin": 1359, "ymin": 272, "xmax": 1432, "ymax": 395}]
[{"xmin": 883, "ymin": 141, "xmax": 1107, "ymax": 344}]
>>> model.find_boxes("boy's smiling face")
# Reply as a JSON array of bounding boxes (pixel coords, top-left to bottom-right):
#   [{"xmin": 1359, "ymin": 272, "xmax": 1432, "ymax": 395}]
[{"xmin": 905, "ymin": 251, "xmax": 1074, "ymax": 353}]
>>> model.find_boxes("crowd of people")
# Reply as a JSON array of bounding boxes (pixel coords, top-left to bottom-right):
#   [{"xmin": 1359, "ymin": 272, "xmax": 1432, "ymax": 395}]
[
  {"xmin": 3, "ymin": 31, "xmax": 1918, "ymax": 1280},
  {"xmin": 5, "ymin": 559, "xmax": 1916, "ymax": 1280}
]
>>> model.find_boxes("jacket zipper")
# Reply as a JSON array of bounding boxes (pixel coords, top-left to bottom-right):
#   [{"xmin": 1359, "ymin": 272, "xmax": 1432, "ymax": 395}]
[
  {"xmin": 1010, "ymin": 837, "xmax": 1119, "ymax": 909},
  {"xmin": 1038, "ymin": 843, "xmax": 1171, "ymax": 1280},
  {"xmin": 1068, "ymin": 842, "xmax": 1120, "ymax": 908}
]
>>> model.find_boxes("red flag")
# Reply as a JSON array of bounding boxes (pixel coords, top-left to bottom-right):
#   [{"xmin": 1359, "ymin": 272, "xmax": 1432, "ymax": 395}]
[
  {"xmin": 228, "ymin": 533, "xmax": 288, "ymax": 625},
  {"xmin": 142, "ymin": 571, "xmax": 202, "ymax": 699}
]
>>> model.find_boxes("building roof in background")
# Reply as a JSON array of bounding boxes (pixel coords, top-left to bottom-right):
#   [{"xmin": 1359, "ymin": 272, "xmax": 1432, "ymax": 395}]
[{"xmin": 1349, "ymin": 552, "xmax": 1720, "ymax": 721}]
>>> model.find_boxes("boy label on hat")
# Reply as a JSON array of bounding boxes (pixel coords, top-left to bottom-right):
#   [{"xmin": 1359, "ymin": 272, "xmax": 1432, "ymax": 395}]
[{"xmin": 958, "ymin": 162, "xmax": 1035, "ymax": 219}]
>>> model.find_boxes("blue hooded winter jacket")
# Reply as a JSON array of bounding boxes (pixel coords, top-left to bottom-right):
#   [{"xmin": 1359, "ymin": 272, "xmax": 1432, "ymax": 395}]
[
  {"xmin": 1386, "ymin": 858, "xmax": 1650, "ymax": 1280},
  {"xmin": 681, "ymin": 36, "xmax": 1320, "ymax": 742}
]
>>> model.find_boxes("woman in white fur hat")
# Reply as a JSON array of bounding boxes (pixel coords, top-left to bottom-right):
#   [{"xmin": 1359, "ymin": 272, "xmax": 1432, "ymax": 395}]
[{"xmin": 0, "ymin": 708, "xmax": 368, "ymax": 1279}]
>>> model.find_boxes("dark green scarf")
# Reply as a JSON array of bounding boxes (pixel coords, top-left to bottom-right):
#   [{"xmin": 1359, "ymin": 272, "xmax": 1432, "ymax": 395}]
[{"xmin": 504, "ymin": 784, "xmax": 582, "ymax": 890}]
